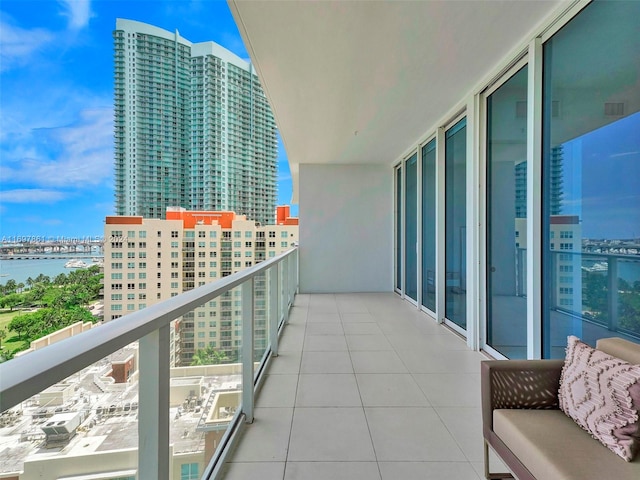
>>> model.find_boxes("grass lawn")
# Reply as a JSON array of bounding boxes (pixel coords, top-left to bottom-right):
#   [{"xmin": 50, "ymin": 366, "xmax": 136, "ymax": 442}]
[{"xmin": 0, "ymin": 309, "xmax": 29, "ymax": 356}]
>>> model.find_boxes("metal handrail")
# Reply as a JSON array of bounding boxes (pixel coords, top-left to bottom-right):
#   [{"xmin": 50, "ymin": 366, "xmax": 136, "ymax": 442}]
[{"xmin": 0, "ymin": 247, "xmax": 298, "ymax": 413}]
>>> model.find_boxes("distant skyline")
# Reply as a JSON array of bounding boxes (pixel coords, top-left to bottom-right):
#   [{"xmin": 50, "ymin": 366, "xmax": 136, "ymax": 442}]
[{"xmin": 0, "ymin": 0, "xmax": 296, "ymax": 238}]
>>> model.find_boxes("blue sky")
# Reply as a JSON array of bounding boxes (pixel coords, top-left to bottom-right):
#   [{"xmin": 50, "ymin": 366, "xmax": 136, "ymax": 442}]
[{"xmin": 0, "ymin": 0, "xmax": 295, "ymax": 239}]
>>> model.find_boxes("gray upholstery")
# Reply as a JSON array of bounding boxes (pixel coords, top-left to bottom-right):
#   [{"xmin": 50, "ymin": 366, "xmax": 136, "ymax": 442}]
[
  {"xmin": 494, "ymin": 409, "xmax": 640, "ymax": 480},
  {"xmin": 481, "ymin": 337, "xmax": 640, "ymax": 480}
]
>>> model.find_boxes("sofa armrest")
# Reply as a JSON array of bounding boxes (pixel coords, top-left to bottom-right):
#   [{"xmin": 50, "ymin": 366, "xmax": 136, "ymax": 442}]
[{"xmin": 481, "ymin": 359, "xmax": 565, "ymax": 436}]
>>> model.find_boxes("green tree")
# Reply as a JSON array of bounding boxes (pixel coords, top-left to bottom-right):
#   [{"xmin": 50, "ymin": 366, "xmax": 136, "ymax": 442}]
[
  {"xmin": 0, "ymin": 293, "xmax": 23, "ymax": 311},
  {"xmin": 34, "ymin": 274, "xmax": 51, "ymax": 285},
  {"xmin": 191, "ymin": 346, "xmax": 229, "ymax": 366},
  {"xmin": 8, "ymin": 314, "xmax": 30, "ymax": 340},
  {"xmin": 4, "ymin": 279, "xmax": 17, "ymax": 294},
  {"xmin": 26, "ymin": 277, "xmax": 35, "ymax": 290},
  {"xmin": 0, "ymin": 328, "xmax": 7, "ymax": 349}
]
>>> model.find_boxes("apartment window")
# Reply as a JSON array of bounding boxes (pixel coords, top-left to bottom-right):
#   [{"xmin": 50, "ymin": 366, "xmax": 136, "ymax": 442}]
[
  {"xmin": 171, "ymin": 282, "xmax": 178, "ymax": 288},
  {"xmin": 210, "ymin": 242, "xmax": 217, "ymax": 248},
  {"xmin": 111, "ymin": 294, "xmax": 122, "ymax": 300},
  {"xmin": 210, "ymin": 231, "xmax": 217, "ymax": 238},
  {"xmin": 111, "ymin": 252, "xmax": 123, "ymax": 259},
  {"xmin": 171, "ymin": 241, "xmax": 179, "ymax": 248},
  {"xmin": 157, "ymin": 272, "xmax": 161, "ymax": 278},
  {"xmin": 111, "ymin": 273, "xmax": 123, "ymax": 280},
  {"xmin": 171, "ymin": 231, "xmax": 179, "ymax": 238},
  {"xmin": 269, "ymin": 241, "xmax": 275, "ymax": 248},
  {"xmin": 139, "ymin": 231, "xmax": 146, "ymax": 238},
  {"xmin": 280, "ymin": 242, "xmax": 288, "ymax": 248},
  {"xmin": 138, "ymin": 251, "xmax": 146, "ymax": 258},
  {"xmin": 111, "ymin": 262, "xmax": 122, "ymax": 269},
  {"xmin": 127, "ymin": 273, "xmax": 135, "ymax": 280},
  {"xmin": 198, "ymin": 231, "xmax": 206, "ymax": 238},
  {"xmin": 127, "ymin": 231, "xmax": 135, "ymax": 238},
  {"xmin": 139, "ymin": 293, "xmax": 146, "ymax": 300},
  {"xmin": 542, "ymin": 0, "xmax": 640, "ymax": 356},
  {"xmin": 113, "ymin": 304, "xmax": 122, "ymax": 311},
  {"xmin": 269, "ymin": 231, "xmax": 275, "ymax": 238},
  {"xmin": 127, "ymin": 283, "xmax": 135, "ymax": 290},
  {"xmin": 127, "ymin": 293, "xmax": 135, "ymax": 300},
  {"xmin": 138, "ymin": 282, "xmax": 146, "ymax": 289},
  {"xmin": 127, "ymin": 262, "xmax": 135, "ymax": 268},
  {"xmin": 139, "ymin": 273, "xmax": 146, "ymax": 279},
  {"xmin": 157, "ymin": 231, "xmax": 161, "ymax": 237},
  {"xmin": 234, "ymin": 241, "xmax": 241, "ymax": 248}
]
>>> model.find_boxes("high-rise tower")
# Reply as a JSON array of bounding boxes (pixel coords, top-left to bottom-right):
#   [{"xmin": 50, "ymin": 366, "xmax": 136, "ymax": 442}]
[{"xmin": 113, "ymin": 19, "xmax": 277, "ymax": 224}]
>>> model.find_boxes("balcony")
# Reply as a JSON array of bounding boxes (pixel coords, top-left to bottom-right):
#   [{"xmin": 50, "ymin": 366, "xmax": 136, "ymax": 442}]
[
  {"xmin": 221, "ymin": 292, "xmax": 495, "ymax": 480},
  {"xmin": 0, "ymin": 251, "xmax": 501, "ymax": 480}
]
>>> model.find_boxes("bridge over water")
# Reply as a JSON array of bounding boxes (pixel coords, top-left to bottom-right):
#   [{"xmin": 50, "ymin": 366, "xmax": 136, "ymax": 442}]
[{"xmin": 0, "ymin": 238, "xmax": 105, "ymax": 258}]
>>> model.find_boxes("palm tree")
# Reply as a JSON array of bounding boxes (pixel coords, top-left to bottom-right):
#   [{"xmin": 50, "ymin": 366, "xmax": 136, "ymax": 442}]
[{"xmin": 26, "ymin": 277, "xmax": 34, "ymax": 290}]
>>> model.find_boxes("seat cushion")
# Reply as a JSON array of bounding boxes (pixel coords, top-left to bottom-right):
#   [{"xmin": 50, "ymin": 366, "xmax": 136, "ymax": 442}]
[{"xmin": 494, "ymin": 409, "xmax": 640, "ymax": 480}]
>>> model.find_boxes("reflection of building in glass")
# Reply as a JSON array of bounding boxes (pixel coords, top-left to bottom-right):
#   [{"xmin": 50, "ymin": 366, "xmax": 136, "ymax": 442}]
[
  {"xmin": 514, "ymin": 145, "xmax": 563, "ymax": 219},
  {"xmin": 114, "ymin": 19, "xmax": 277, "ymax": 225},
  {"xmin": 549, "ymin": 145, "xmax": 564, "ymax": 215},
  {"xmin": 513, "ymin": 215, "xmax": 581, "ymax": 309},
  {"xmin": 104, "ymin": 206, "xmax": 298, "ymax": 366}
]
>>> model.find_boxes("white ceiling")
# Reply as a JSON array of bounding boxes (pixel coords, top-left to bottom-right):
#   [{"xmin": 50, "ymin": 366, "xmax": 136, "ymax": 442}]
[{"xmin": 229, "ymin": 0, "xmax": 564, "ymax": 199}]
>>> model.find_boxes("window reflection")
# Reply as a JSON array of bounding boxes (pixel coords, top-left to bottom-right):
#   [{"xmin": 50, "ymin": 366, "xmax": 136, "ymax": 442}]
[{"xmin": 542, "ymin": 0, "xmax": 640, "ymax": 357}]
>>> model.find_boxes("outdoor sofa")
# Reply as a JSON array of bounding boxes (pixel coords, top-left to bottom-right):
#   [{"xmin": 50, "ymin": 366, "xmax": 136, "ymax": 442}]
[{"xmin": 481, "ymin": 337, "xmax": 640, "ymax": 480}]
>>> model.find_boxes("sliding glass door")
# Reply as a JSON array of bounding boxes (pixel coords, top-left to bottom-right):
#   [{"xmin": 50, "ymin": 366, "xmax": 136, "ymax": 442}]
[{"xmin": 445, "ymin": 118, "xmax": 467, "ymax": 331}]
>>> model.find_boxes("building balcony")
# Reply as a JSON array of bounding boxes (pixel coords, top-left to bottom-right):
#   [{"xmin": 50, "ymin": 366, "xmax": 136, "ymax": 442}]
[
  {"xmin": 0, "ymin": 247, "xmax": 504, "ymax": 480},
  {"xmin": 221, "ymin": 291, "xmax": 495, "ymax": 480}
]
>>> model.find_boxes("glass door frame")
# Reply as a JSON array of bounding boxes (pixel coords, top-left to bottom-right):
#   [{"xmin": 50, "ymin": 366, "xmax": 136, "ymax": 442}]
[
  {"xmin": 479, "ymin": 56, "xmax": 530, "ymax": 360},
  {"xmin": 442, "ymin": 111, "xmax": 469, "ymax": 337}
]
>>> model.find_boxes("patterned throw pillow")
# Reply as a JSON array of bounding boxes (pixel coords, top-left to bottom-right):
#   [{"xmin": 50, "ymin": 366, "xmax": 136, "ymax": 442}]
[{"xmin": 558, "ymin": 336, "xmax": 640, "ymax": 461}]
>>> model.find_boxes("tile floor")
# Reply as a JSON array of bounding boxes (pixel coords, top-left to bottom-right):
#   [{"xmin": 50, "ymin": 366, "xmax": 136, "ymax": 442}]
[{"xmin": 221, "ymin": 293, "xmax": 506, "ymax": 480}]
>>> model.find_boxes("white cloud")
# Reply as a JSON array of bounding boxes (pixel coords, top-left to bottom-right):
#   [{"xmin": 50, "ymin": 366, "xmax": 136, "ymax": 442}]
[
  {"xmin": 1, "ymin": 105, "xmax": 114, "ymax": 188},
  {"xmin": 0, "ymin": 18, "xmax": 54, "ymax": 71},
  {"xmin": 0, "ymin": 189, "xmax": 68, "ymax": 203},
  {"xmin": 58, "ymin": 0, "xmax": 92, "ymax": 30}
]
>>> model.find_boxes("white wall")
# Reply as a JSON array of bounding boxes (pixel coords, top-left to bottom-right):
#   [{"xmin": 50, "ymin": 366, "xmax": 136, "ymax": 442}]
[{"xmin": 299, "ymin": 164, "xmax": 393, "ymax": 293}]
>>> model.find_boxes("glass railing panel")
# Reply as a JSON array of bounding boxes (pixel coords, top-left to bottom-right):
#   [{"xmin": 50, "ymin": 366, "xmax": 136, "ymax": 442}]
[
  {"xmin": 546, "ymin": 251, "xmax": 640, "ymax": 355},
  {"xmin": 253, "ymin": 271, "xmax": 269, "ymax": 364},
  {"xmin": 1, "ymin": 341, "xmax": 139, "ymax": 479},
  {"xmin": 185, "ymin": 286, "xmax": 243, "ymax": 479},
  {"xmin": 0, "ymin": 249, "xmax": 298, "ymax": 480}
]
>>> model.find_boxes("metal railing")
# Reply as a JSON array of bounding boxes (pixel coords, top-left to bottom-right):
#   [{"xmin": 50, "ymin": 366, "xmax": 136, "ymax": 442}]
[{"xmin": 0, "ymin": 247, "xmax": 298, "ymax": 480}]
